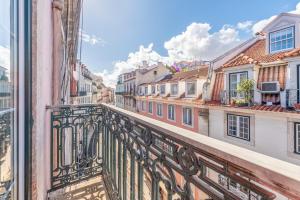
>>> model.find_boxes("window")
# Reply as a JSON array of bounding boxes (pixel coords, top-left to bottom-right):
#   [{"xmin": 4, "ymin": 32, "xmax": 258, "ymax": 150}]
[
  {"xmin": 168, "ymin": 105, "xmax": 175, "ymax": 120},
  {"xmin": 151, "ymin": 85, "xmax": 155, "ymax": 94},
  {"xmin": 186, "ymin": 82, "xmax": 196, "ymax": 97},
  {"xmin": 227, "ymin": 114, "xmax": 250, "ymax": 141},
  {"xmin": 160, "ymin": 84, "xmax": 166, "ymax": 95},
  {"xmin": 229, "ymin": 72, "xmax": 248, "ymax": 98},
  {"xmin": 270, "ymin": 26, "xmax": 294, "ymax": 53},
  {"xmin": 141, "ymin": 101, "xmax": 145, "ymax": 111},
  {"xmin": 171, "ymin": 84, "xmax": 178, "ymax": 96},
  {"xmin": 156, "ymin": 104, "xmax": 163, "ymax": 117},
  {"xmin": 295, "ymin": 123, "xmax": 300, "ymax": 154},
  {"xmin": 183, "ymin": 107, "xmax": 193, "ymax": 126},
  {"xmin": 148, "ymin": 102, "xmax": 153, "ymax": 113},
  {"xmin": 145, "ymin": 86, "xmax": 148, "ymax": 95}
]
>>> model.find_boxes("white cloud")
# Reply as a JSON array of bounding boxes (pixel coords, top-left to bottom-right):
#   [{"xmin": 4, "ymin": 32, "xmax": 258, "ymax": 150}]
[
  {"xmin": 95, "ymin": 43, "xmax": 169, "ymax": 88},
  {"xmin": 79, "ymin": 30, "xmax": 106, "ymax": 46},
  {"xmin": 237, "ymin": 20, "xmax": 253, "ymax": 31},
  {"xmin": 0, "ymin": 45, "xmax": 10, "ymax": 69},
  {"xmin": 164, "ymin": 23, "xmax": 241, "ymax": 61},
  {"xmin": 252, "ymin": 2, "xmax": 300, "ymax": 34}
]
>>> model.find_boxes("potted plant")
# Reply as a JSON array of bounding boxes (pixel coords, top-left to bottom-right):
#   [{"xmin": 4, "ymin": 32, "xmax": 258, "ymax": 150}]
[
  {"xmin": 236, "ymin": 79, "xmax": 255, "ymax": 107},
  {"xmin": 294, "ymin": 103, "xmax": 300, "ymax": 111}
]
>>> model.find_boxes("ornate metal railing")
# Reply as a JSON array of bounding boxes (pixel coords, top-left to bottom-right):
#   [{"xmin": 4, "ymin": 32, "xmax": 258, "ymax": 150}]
[
  {"xmin": 49, "ymin": 104, "xmax": 300, "ymax": 199},
  {"xmin": 0, "ymin": 109, "xmax": 14, "ymax": 200},
  {"xmin": 49, "ymin": 105, "xmax": 103, "ymax": 190},
  {"xmin": 286, "ymin": 89, "xmax": 300, "ymax": 109},
  {"xmin": 220, "ymin": 90, "xmax": 254, "ymax": 106}
]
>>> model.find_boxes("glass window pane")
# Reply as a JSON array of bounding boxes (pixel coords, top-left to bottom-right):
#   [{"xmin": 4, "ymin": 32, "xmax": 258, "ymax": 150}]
[{"xmin": 0, "ymin": 0, "xmax": 16, "ymax": 198}]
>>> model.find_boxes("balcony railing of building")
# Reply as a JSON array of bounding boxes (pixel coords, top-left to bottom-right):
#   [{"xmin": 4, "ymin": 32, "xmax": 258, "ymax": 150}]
[
  {"xmin": 286, "ymin": 89, "xmax": 300, "ymax": 109},
  {"xmin": 47, "ymin": 103, "xmax": 300, "ymax": 200},
  {"xmin": 79, "ymin": 90, "xmax": 87, "ymax": 96},
  {"xmin": 0, "ymin": 109, "xmax": 13, "ymax": 199},
  {"xmin": 220, "ymin": 90, "xmax": 254, "ymax": 106}
]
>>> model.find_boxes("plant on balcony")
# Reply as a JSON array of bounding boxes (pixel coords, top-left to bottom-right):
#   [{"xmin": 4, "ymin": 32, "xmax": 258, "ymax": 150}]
[
  {"xmin": 294, "ymin": 103, "xmax": 300, "ymax": 111},
  {"xmin": 236, "ymin": 79, "xmax": 255, "ymax": 107}
]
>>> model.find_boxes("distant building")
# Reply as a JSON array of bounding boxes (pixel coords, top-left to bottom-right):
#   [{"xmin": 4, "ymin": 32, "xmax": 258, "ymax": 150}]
[{"xmin": 0, "ymin": 66, "xmax": 11, "ymax": 110}]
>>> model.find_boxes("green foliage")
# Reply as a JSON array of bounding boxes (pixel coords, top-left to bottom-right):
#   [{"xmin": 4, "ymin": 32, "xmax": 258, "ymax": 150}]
[{"xmin": 237, "ymin": 79, "xmax": 255, "ymax": 105}]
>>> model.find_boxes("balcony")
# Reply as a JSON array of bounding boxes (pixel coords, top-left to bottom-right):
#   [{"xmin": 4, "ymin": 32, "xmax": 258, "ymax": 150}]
[
  {"xmin": 47, "ymin": 104, "xmax": 300, "ymax": 199},
  {"xmin": 286, "ymin": 89, "xmax": 300, "ymax": 109},
  {"xmin": 220, "ymin": 90, "xmax": 254, "ymax": 106}
]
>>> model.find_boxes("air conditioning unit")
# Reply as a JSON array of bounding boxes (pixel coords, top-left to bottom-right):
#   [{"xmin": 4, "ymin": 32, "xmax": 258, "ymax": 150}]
[{"xmin": 260, "ymin": 81, "xmax": 280, "ymax": 93}]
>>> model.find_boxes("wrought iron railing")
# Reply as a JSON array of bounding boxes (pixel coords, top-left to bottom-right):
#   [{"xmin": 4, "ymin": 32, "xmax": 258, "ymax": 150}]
[
  {"xmin": 49, "ymin": 105, "xmax": 103, "ymax": 190},
  {"xmin": 220, "ymin": 90, "xmax": 254, "ymax": 105},
  {"xmin": 48, "ymin": 104, "xmax": 300, "ymax": 199},
  {"xmin": 286, "ymin": 89, "xmax": 300, "ymax": 109},
  {"xmin": 0, "ymin": 109, "xmax": 14, "ymax": 200}
]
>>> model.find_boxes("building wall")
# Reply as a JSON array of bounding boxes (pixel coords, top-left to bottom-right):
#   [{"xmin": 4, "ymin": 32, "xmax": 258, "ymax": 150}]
[
  {"xmin": 208, "ymin": 108, "xmax": 300, "ymax": 165},
  {"xmin": 32, "ymin": 0, "xmax": 53, "ymax": 198},
  {"xmin": 137, "ymin": 100, "xmax": 200, "ymax": 133}
]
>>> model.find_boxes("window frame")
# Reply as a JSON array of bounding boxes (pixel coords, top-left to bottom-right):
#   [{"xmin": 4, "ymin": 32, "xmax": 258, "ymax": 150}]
[
  {"xmin": 185, "ymin": 81, "xmax": 197, "ymax": 97},
  {"xmin": 167, "ymin": 104, "xmax": 175, "ymax": 121},
  {"xmin": 269, "ymin": 26, "xmax": 295, "ymax": 54},
  {"xmin": 170, "ymin": 83, "xmax": 178, "ymax": 96},
  {"xmin": 228, "ymin": 71, "xmax": 248, "ymax": 99},
  {"xmin": 182, "ymin": 107, "xmax": 193, "ymax": 127},
  {"xmin": 151, "ymin": 85, "xmax": 155, "ymax": 94},
  {"xmin": 156, "ymin": 103, "xmax": 163, "ymax": 117},
  {"xmin": 294, "ymin": 122, "xmax": 300, "ymax": 154},
  {"xmin": 227, "ymin": 114, "xmax": 250, "ymax": 141},
  {"xmin": 144, "ymin": 86, "xmax": 148, "ymax": 95},
  {"xmin": 160, "ymin": 84, "xmax": 166, "ymax": 95},
  {"xmin": 148, "ymin": 101, "xmax": 153, "ymax": 114}
]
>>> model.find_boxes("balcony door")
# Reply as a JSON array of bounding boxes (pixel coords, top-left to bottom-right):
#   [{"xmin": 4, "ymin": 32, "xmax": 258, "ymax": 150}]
[
  {"xmin": 229, "ymin": 72, "xmax": 248, "ymax": 99},
  {"xmin": 297, "ymin": 65, "xmax": 300, "ymax": 103}
]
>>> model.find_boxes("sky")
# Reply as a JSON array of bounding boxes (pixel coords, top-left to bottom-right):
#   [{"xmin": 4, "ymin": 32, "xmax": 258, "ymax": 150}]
[
  {"xmin": 78, "ymin": 0, "xmax": 300, "ymax": 87},
  {"xmin": 1, "ymin": 0, "xmax": 300, "ymax": 87}
]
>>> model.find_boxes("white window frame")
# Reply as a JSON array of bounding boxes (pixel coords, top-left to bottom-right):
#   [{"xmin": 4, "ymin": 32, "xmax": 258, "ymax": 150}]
[
  {"xmin": 167, "ymin": 104, "xmax": 175, "ymax": 121},
  {"xmin": 156, "ymin": 103, "xmax": 163, "ymax": 117},
  {"xmin": 186, "ymin": 81, "xmax": 196, "ymax": 97},
  {"xmin": 151, "ymin": 85, "xmax": 155, "ymax": 94},
  {"xmin": 227, "ymin": 114, "xmax": 250, "ymax": 141},
  {"xmin": 269, "ymin": 26, "xmax": 294, "ymax": 53},
  {"xmin": 295, "ymin": 123, "xmax": 300, "ymax": 154},
  {"xmin": 182, "ymin": 107, "xmax": 193, "ymax": 127},
  {"xmin": 229, "ymin": 72, "xmax": 248, "ymax": 99},
  {"xmin": 160, "ymin": 84, "xmax": 166, "ymax": 95},
  {"xmin": 148, "ymin": 102, "xmax": 153, "ymax": 114},
  {"xmin": 170, "ymin": 83, "xmax": 178, "ymax": 96}
]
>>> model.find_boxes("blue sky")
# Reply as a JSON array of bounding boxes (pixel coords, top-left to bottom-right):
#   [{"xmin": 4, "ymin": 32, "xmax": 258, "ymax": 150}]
[
  {"xmin": 79, "ymin": 0, "xmax": 300, "ymax": 86},
  {"xmin": 1, "ymin": 0, "xmax": 300, "ymax": 87}
]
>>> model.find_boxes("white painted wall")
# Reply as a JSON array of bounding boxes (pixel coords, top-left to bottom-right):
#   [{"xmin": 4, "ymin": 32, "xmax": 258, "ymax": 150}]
[{"xmin": 209, "ymin": 108, "xmax": 300, "ymax": 165}]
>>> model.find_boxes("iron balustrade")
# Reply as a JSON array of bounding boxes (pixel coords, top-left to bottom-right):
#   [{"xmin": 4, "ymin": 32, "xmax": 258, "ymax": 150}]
[
  {"xmin": 286, "ymin": 89, "xmax": 300, "ymax": 109},
  {"xmin": 0, "ymin": 109, "xmax": 14, "ymax": 200},
  {"xmin": 49, "ymin": 104, "xmax": 300, "ymax": 199},
  {"xmin": 220, "ymin": 90, "xmax": 254, "ymax": 105}
]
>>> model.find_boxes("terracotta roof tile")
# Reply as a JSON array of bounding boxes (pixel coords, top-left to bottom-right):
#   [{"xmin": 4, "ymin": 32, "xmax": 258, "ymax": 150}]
[
  {"xmin": 158, "ymin": 67, "xmax": 208, "ymax": 83},
  {"xmin": 223, "ymin": 39, "xmax": 300, "ymax": 68}
]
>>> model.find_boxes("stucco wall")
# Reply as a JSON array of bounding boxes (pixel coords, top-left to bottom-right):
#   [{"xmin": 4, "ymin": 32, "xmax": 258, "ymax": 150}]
[
  {"xmin": 209, "ymin": 108, "xmax": 300, "ymax": 165},
  {"xmin": 32, "ymin": 0, "xmax": 53, "ymax": 199},
  {"xmin": 137, "ymin": 100, "xmax": 200, "ymax": 133}
]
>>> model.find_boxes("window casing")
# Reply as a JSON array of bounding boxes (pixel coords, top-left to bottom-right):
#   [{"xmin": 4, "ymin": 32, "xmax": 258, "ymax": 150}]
[
  {"xmin": 145, "ymin": 86, "xmax": 148, "ymax": 95},
  {"xmin": 186, "ymin": 82, "xmax": 196, "ymax": 97},
  {"xmin": 183, "ymin": 107, "xmax": 193, "ymax": 126},
  {"xmin": 151, "ymin": 85, "xmax": 155, "ymax": 94},
  {"xmin": 229, "ymin": 72, "xmax": 248, "ymax": 98},
  {"xmin": 160, "ymin": 85, "xmax": 166, "ymax": 95},
  {"xmin": 168, "ymin": 105, "xmax": 175, "ymax": 120},
  {"xmin": 227, "ymin": 114, "xmax": 250, "ymax": 141},
  {"xmin": 295, "ymin": 123, "xmax": 300, "ymax": 154},
  {"xmin": 148, "ymin": 102, "xmax": 153, "ymax": 113},
  {"xmin": 269, "ymin": 26, "xmax": 294, "ymax": 53},
  {"xmin": 171, "ymin": 84, "xmax": 178, "ymax": 96},
  {"xmin": 156, "ymin": 104, "xmax": 163, "ymax": 117}
]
